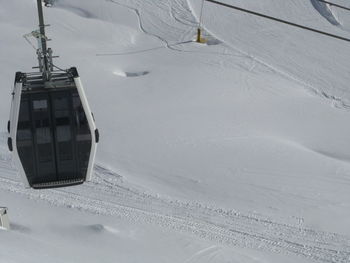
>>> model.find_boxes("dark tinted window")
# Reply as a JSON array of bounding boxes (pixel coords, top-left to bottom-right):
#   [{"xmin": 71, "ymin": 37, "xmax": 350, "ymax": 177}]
[
  {"xmin": 54, "ymin": 96, "xmax": 73, "ymax": 162},
  {"xmin": 16, "ymin": 97, "xmax": 35, "ymax": 179},
  {"xmin": 73, "ymin": 94, "xmax": 90, "ymax": 136},
  {"xmin": 72, "ymin": 93, "xmax": 91, "ymax": 176},
  {"xmin": 17, "ymin": 100, "xmax": 31, "ymax": 140},
  {"xmin": 17, "ymin": 88, "xmax": 93, "ymax": 187},
  {"xmin": 33, "ymin": 98, "xmax": 53, "ymax": 163}
]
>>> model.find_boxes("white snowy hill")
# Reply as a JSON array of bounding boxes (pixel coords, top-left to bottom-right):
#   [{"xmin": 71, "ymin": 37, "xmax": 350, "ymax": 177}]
[{"xmin": 1, "ymin": 0, "xmax": 350, "ymax": 262}]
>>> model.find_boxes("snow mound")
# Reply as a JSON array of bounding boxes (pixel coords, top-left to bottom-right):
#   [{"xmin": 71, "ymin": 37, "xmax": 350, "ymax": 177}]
[
  {"xmin": 82, "ymin": 224, "xmax": 120, "ymax": 235},
  {"xmin": 113, "ymin": 70, "xmax": 150, "ymax": 77},
  {"xmin": 10, "ymin": 223, "xmax": 31, "ymax": 233}
]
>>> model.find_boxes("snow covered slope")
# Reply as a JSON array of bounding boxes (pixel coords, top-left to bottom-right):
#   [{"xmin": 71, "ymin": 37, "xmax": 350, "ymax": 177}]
[
  {"xmin": 188, "ymin": 0, "xmax": 350, "ymax": 108},
  {"xmin": 1, "ymin": 0, "xmax": 350, "ymax": 262}
]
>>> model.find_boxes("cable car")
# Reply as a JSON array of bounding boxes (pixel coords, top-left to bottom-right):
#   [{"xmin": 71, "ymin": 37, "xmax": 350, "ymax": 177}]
[
  {"xmin": 8, "ymin": 69, "xmax": 99, "ymax": 189},
  {"xmin": 7, "ymin": 0, "xmax": 99, "ymax": 189}
]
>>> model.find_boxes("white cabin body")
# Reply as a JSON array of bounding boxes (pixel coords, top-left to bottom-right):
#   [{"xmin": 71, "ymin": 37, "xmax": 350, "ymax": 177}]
[{"xmin": 8, "ymin": 68, "xmax": 98, "ymax": 189}]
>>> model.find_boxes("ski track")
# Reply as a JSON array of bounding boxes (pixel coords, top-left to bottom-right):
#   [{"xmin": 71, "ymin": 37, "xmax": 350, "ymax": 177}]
[
  {"xmin": 54, "ymin": 0, "xmax": 350, "ymax": 108},
  {"xmin": 107, "ymin": 0, "xmax": 194, "ymax": 51},
  {"xmin": 0, "ymin": 133, "xmax": 349, "ymax": 263},
  {"xmin": 2, "ymin": 1, "xmax": 350, "ymax": 262},
  {"xmin": 105, "ymin": 0, "xmax": 350, "ymax": 110},
  {"xmin": 185, "ymin": 0, "xmax": 350, "ymax": 110}
]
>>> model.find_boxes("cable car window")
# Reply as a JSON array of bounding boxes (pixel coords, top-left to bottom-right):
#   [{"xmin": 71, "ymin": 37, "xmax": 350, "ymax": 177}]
[
  {"xmin": 72, "ymin": 93, "xmax": 91, "ymax": 177},
  {"xmin": 54, "ymin": 96, "xmax": 73, "ymax": 162},
  {"xmin": 33, "ymin": 99, "xmax": 47, "ymax": 110},
  {"xmin": 55, "ymin": 95, "xmax": 69, "ymax": 110},
  {"xmin": 36, "ymin": 127, "xmax": 51, "ymax": 144},
  {"xmin": 17, "ymin": 100, "xmax": 31, "ymax": 141},
  {"xmin": 17, "ymin": 98, "xmax": 35, "ymax": 178},
  {"xmin": 57, "ymin": 126, "xmax": 71, "ymax": 142},
  {"xmin": 32, "ymin": 98, "xmax": 53, "ymax": 163},
  {"xmin": 73, "ymin": 94, "xmax": 90, "ymax": 135},
  {"xmin": 17, "ymin": 129, "xmax": 32, "ymax": 141}
]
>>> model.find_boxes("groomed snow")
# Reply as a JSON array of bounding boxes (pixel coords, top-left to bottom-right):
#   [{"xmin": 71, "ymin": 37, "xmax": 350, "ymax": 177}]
[{"xmin": 1, "ymin": 0, "xmax": 350, "ymax": 262}]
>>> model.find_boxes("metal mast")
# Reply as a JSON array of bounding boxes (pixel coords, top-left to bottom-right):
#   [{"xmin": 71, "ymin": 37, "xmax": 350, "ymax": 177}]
[{"xmin": 36, "ymin": 0, "xmax": 53, "ymax": 81}]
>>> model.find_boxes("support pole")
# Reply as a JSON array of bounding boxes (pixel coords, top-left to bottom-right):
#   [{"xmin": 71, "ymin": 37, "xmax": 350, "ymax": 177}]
[
  {"xmin": 196, "ymin": 28, "xmax": 202, "ymax": 43},
  {"xmin": 196, "ymin": 0, "xmax": 207, "ymax": 43},
  {"xmin": 36, "ymin": 0, "xmax": 50, "ymax": 81}
]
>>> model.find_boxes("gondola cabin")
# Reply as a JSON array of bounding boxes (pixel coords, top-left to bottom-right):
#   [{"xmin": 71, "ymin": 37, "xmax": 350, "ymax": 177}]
[{"xmin": 8, "ymin": 68, "xmax": 99, "ymax": 189}]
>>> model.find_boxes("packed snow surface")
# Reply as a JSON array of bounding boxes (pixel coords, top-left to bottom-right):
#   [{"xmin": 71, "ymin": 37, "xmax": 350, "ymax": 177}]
[{"xmin": 1, "ymin": 0, "xmax": 350, "ymax": 262}]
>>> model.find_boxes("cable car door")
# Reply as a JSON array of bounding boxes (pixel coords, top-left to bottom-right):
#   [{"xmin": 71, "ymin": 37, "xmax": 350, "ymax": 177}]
[
  {"xmin": 18, "ymin": 91, "xmax": 80, "ymax": 186},
  {"xmin": 52, "ymin": 91, "xmax": 77, "ymax": 181},
  {"xmin": 31, "ymin": 93, "xmax": 57, "ymax": 183}
]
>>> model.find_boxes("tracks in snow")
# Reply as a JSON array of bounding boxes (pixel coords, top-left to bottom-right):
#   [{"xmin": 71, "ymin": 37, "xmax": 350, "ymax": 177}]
[
  {"xmin": 2, "ymin": 0, "xmax": 350, "ymax": 261},
  {"xmin": 105, "ymin": 0, "xmax": 350, "ymax": 110},
  {"xmin": 0, "ymin": 134, "xmax": 349, "ymax": 262},
  {"xmin": 107, "ymin": 0, "xmax": 196, "ymax": 51}
]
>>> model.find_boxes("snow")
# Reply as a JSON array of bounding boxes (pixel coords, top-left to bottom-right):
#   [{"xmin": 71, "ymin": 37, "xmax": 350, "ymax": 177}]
[{"xmin": 1, "ymin": 0, "xmax": 350, "ymax": 262}]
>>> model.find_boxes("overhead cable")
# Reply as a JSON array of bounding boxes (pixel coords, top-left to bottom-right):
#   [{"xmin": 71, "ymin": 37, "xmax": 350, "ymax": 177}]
[{"xmin": 204, "ymin": 0, "xmax": 350, "ymax": 43}]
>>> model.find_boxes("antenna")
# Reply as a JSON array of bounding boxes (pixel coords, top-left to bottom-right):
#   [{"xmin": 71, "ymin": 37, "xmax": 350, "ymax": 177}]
[{"xmin": 36, "ymin": 0, "xmax": 53, "ymax": 81}]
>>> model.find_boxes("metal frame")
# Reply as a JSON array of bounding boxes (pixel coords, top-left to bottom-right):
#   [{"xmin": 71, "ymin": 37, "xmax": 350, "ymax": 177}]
[
  {"xmin": 73, "ymin": 77, "xmax": 97, "ymax": 182},
  {"xmin": 9, "ymin": 76, "xmax": 28, "ymax": 187}
]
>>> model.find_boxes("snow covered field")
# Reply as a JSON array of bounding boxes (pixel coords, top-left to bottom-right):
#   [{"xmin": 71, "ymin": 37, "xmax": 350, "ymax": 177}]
[{"xmin": 1, "ymin": 0, "xmax": 350, "ymax": 262}]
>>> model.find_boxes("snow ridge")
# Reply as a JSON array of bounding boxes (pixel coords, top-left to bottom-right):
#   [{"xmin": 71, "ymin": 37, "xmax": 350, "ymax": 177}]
[{"xmin": 310, "ymin": 0, "xmax": 341, "ymax": 26}]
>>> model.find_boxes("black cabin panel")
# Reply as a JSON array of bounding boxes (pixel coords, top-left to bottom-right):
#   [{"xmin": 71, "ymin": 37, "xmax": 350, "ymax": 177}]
[
  {"xmin": 16, "ymin": 88, "xmax": 92, "ymax": 188},
  {"xmin": 16, "ymin": 97, "xmax": 36, "ymax": 180},
  {"xmin": 52, "ymin": 92, "xmax": 77, "ymax": 181}
]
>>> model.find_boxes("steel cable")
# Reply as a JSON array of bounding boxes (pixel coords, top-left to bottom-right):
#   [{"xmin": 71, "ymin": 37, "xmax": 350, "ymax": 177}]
[{"xmin": 204, "ymin": 0, "xmax": 350, "ymax": 43}]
